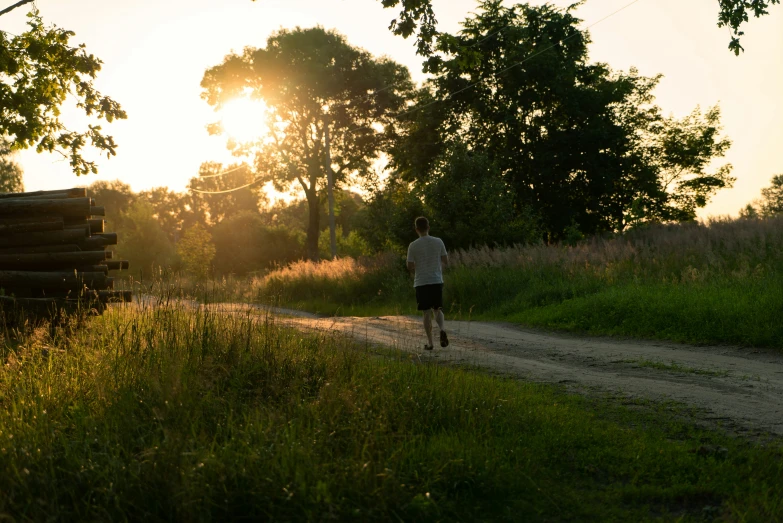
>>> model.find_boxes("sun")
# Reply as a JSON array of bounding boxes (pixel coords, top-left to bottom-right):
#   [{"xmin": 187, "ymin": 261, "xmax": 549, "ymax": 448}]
[{"xmin": 219, "ymin": 97, "xmax": 268, "ymax": 143}]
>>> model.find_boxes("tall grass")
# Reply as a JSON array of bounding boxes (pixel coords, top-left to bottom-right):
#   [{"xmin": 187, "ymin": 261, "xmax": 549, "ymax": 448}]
[
  {"xmin": 0, "ymin": 288, "xmax": 781, "ymax": 520},
  {"xmin": 256, "ymin": 217, "xmax": 783, "ymax": 347}
]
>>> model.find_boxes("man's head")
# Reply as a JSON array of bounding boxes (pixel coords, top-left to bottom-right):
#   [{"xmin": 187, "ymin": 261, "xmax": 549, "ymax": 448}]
[{"xmin": 415, "ymin": 216, "xmax": 430, "ymax": 236}]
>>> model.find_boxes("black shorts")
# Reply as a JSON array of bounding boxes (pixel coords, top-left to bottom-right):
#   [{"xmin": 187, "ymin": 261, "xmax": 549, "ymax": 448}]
[{"xmin": 415, "ymin": 283, "xmax": 444, "ymax": 311}]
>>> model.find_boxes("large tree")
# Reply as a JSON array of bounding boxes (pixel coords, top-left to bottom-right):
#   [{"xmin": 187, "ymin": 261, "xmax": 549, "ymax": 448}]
[
  {"xmin": 201, "ymin": 27, "xmax": 412, "ymax": 260},
  {"xmin": 0, "ymin": 8, "xmax": 126, "ymax": 174},
  {"xmin": 391, "ymin": 1, "xmax": 733, "ymax": 240}
]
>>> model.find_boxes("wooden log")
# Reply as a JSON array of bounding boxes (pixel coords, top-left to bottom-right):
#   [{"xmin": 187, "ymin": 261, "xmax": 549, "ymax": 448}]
[
  {"xmin": 74, "ymin": 265, "xmax": 109, "ymax": 274},
  {"xmin": 90, "ymin": 206, "xmax": 106, "ymax": 217},
  {"xmin": 63, "ymin": 223, "xmax": 91, "ymax": 236},
  {"xmin": 0, "ymin": 198, "xmax": 92, "ymax": 217},
  {"xmin": 62, "ymin": 218, "xmax": 105, "ymax": 233},
  {"xmin": 0, "ymin": 229, "xmax": 86, "ymax": 248},
  {"xmin": 89, "ymin": 219, "xmax": 105, "ymax": 234},
  {"xmin": 0, "ymin": 270, "xmax": 107, "ymax": 290},
  {"xmin": 96, "ymin": 233, "xmax": 118, "ymax": 245},
  {"xmin": 0, "ymin": 216, "xmax": 63, "ymax": 236},
  {"xmin": 0, "ymin": 188, "xmax": 87, "ymax": 200},
  {"xmin": 98, "ymin": 290, "xmax": 132, "ymax": 303},
  {"xmin": 90, "ymin": 277, "xmax": 114, "ymax": 291},
  {"xmin": 106, "ymin": 260, "xmax": 130, "ymax": 271},
  {"xmin": 0, "ymin": 244, "xmax": 81, "ymax": 255},
  {"xmin": 78, "ymin": 233, "xmax": 117, "ymax": 251},
  {"xmin": 0, "ymin": 251, "xmax": 108, "ymax": 270},
  {"xmin": 0, "ymin": 215, "xmax": 62, "ymax": 226}
]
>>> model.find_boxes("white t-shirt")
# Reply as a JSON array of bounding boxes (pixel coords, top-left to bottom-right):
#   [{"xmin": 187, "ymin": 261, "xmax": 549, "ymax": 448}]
[{"xmin": 407, "ymin": 235, "xmax": 448, "ymax": 288}]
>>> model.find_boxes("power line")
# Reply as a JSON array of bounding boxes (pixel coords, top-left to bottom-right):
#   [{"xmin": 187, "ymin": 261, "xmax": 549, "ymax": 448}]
[
  {"xmin": 196, "ymin": 163, "xmax": 250, "ymax": 179},
  {"xmin": 190, "ymin": 177, "xmax": 264, "ymax": 194},
  {"xmin": 192, "ymin": 0, "xmax": 644, "ymax": 195}
]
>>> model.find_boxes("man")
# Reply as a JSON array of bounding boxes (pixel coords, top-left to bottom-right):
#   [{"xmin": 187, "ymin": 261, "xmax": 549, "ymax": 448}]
[{"xmin": 406, "ymin": 216, "xmax": 449, "ymax": 350}]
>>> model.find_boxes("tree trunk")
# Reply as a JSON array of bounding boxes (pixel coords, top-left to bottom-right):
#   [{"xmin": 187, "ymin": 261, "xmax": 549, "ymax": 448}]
[{"xmin": 305, "ymin": 189, "xmax": 320, "ymax": 261}]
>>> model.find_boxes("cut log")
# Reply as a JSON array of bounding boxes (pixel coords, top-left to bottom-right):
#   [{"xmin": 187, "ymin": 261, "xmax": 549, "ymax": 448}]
[
  {"xmin": 0, "ymin": 216, "xmax": 63, "ymax": 236},
  {"xmin": 0, "ymin": 270, "xmax": 108, "ymax": 290},
  {"xmin": 62, "ymin": 218, "xmax": 105, "ymax": 234},
  {"xmin": 90, "ymin": 206, "xmax": 105, "ymax": 217},
  {"xmin": 0, "ymin": 215, "xmax": 62, "ymax": 226},
  {"xmin": 78, "ymin": 233, "xmax": 117, "ymax": 251},
  {"xmin": 74, "ymin": 265, "xmax": 109, "ymax": 274},
  {"xmin": 0, "ymin": 198, "xmax": 92, "ymax": 217},
  {"xmin": 89, "ymin": 219, "xmax": 105, "ymax": 234},
  {"xmin": 63, "ymin": 223, "xmax": 91, "ymax": 235},
  {"xmin": 0, "ymin": 244, "xmax": 81, "ymax": 255},
  {"xmin": 106, "ymin": 260, "xmax": 130, "ymax": 271},
  {"xmin": 0, "ymin": 188, "xmax": 87, "ymax": 200},
  {"xmin": 98, "ymin": 290, "xmax": 132, "ymax": 303},
  {"xmin": 0, "ymin": 251, "xmax": 108, "ymax": 270},
  {"xmin": 0, "ymin": 229, "xmax": 86, "ymax": 248}
]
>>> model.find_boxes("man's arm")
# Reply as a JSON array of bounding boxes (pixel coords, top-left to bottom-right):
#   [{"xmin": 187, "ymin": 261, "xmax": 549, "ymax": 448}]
[
  {"xmin": 441, "ymin": 255, "xmax": 448, "ymax": 268},
  {"xmin": 407, "ymin": 261, "xmax": 415, "ymax": 273}
]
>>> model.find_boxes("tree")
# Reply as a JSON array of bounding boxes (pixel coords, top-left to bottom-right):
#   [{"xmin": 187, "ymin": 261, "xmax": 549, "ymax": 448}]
[
  {"xmin": 212, "ymin": 211, "xmax": 304, "ymax": 275},
  {"xmin": 759, "ymin": 174, "xmax": 783, "ymax": 215},
  {"xmin": 743, "ymin": 174, "xmax": 783, "ymax": 217},
  {"xmin": 201, "ymin": 27, "xmax": 413, "ymax": 260},
  {"xmin": 392, "ymin": 2, "xmax": 732, "ymax": 240},
  {"xmin": 0, "ymin": 138, "xmax": 23, "ymax": 193},
  {"xmin": 422, "ymin": 147, "xmax": 540, "ymax": 249},
  {"xmin": 0, "ymin": 9, "xmax": 126, "ymax": 174},
  {"xmin": 718, "ymin": 0, "xmax": 781, "ymax": 54},
  {"xmin": 364, "ymin": 0, "xmax": 779, "ymax": 54},
  {"xmin": 116, "ymin": 201, "xmax": 175, "ymax": 277},
  {"xmin": 176, "ymin": 224, "xmax": 216, "ymax": 279}
]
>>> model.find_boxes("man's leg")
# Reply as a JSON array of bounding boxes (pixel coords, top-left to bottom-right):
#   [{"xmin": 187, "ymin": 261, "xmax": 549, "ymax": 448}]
[
  {"xmin": 436, "ymin": 308, "xmax": 449, "ymax": 347},
  {"xmin": 435, "ymin": 308, "xmax": 445, "ymax": 331},
  {"xmin": 423, "ymin": 309, "xmax": 434, "ymax": 348}
]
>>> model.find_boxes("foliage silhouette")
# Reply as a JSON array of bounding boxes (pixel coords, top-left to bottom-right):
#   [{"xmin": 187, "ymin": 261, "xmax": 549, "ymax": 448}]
[
  {"xmin": 391, "ymin": 1, "xmax": 733, "ymax": 240},
  {"xmin": 201, "ymin": 27, "xmax": 413, "ymax": 260},
  {"xmin": 0, "ymin": 9, "xmax": 126, "ymax": 174}
]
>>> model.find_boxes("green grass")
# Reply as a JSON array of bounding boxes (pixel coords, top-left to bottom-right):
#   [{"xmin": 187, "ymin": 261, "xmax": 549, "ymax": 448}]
[{"xmin": 0, "ymin": 298, "xmax": 782, "ymax": 521}]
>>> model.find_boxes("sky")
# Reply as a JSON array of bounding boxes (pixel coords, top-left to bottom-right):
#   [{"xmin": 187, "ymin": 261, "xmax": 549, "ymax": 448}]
[{"xmin": 1, "ymin": 0, "xmax": 781, "ymax": 217}]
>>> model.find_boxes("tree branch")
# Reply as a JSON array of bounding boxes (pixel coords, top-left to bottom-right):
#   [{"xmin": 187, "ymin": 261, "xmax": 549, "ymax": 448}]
[{"xmin": 0, "ymin": 0, "xmax": 35, "ymax": 17}]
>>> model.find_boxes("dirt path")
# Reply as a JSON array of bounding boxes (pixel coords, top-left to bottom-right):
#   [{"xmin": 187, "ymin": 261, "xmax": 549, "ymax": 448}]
[{"xmin": 246, "ymin": 309, "xmax": 783, "ymax": 437}]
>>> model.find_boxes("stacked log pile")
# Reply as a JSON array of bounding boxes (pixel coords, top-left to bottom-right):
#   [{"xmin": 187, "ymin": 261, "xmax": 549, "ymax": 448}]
[{"xmin": 0, "ymin": 188, "xmax": 131, "ymax": 318}]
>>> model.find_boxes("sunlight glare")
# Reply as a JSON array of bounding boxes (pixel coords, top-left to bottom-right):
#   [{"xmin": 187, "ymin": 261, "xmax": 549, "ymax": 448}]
[{"xmin": 220, "ymin": 97, "xmax": 268, "ymax": 143}]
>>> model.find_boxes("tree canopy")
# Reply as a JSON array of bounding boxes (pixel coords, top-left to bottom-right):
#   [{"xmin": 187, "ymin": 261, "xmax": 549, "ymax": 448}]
[
  {"xmin": 0, "ymin": 8, "xmax": 126, "ymax": 174},
  {"xmin": 372, "ymin": 0, "xmax": 779, "ymax": 54},
  {"xmin": 201, "ymin": 26, "xmax": 413, "ymax": 259},
  {"xmin": 383, "ymin": 1, "xmax": 733, "ymax": 244}
]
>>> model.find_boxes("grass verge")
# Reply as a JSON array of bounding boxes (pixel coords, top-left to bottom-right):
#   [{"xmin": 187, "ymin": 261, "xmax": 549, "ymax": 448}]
[
  {"xmin": 254, "ymin": 218, "xmax": 783, "ymax": 348},
  {"xmin": 0, "ymin": 301, "xmax": 780, "ymax": 521}
]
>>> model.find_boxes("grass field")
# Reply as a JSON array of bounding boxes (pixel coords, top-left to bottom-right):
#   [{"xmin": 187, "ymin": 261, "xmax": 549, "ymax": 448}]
[
  {"xmin": 256, "ymin": 216, "xmax": 783, "ymax": 348},
  {"xmin": 0, "ymin": 296, "xmax": 782, "ymax": 521}
]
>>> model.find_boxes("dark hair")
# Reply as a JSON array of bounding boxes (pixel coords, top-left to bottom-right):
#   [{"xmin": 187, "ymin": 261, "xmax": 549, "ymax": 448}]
[{"xmin": 415, "ymin": 216, "xmax": 429, "ymax": 231}]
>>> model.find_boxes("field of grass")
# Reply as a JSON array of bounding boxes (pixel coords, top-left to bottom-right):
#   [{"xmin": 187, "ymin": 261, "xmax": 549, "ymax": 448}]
[
  {"xmin": 0, "ymin": 294, "xmax": 781, "ymax": 521},
  {"xmin": 256, "ymin": 216, "xmax": 783, "ymax": 348}
]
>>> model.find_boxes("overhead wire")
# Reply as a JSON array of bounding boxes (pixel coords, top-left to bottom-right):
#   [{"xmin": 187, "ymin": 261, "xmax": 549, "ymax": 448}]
[{"xmin": 191, "ymin": 0, "xmax": 644, "ymax": 195}]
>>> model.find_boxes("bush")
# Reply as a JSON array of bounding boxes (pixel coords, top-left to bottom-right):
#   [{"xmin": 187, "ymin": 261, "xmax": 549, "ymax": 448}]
[{"xmin": 212, "ymin": 212, "xmax": 304, "ymax": 275}]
